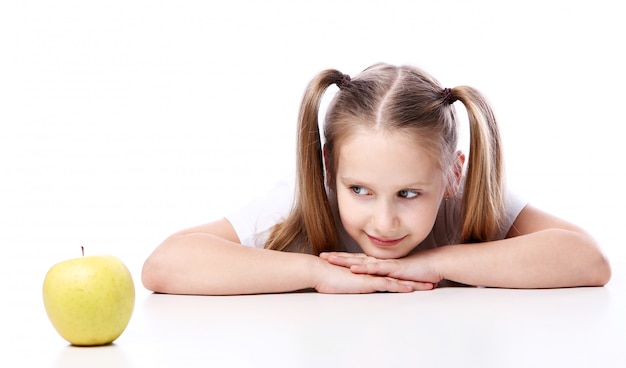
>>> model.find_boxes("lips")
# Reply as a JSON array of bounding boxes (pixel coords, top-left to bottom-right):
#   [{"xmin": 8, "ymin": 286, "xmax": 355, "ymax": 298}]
[{"xmin": 367, "ymin": 234, "xmax": 406, "ymax": 247}]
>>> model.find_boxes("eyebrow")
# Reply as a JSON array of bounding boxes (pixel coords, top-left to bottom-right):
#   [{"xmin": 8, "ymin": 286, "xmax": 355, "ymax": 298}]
[{"xmin": 339, "ymin": 176, "xmax": 433, "ymax": 189}]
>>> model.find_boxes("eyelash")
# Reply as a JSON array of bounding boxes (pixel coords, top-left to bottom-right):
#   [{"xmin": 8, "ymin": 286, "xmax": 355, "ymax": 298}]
[
  {"xmin": 399, "ymin": 189, "xmax": 419, "ymax": 199},
  {"xmin": 350, "ymin": 186, "xmax": 369, "ymax": 196},
  {"xmin": 349, "ymin": 186, "xmax": 419, "ymax": 199}
]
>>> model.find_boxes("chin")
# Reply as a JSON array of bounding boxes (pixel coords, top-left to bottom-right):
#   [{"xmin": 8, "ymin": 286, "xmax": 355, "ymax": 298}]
[{"xmin": 361, "ymin": 245, "xmax": 412, "ymax": 260}]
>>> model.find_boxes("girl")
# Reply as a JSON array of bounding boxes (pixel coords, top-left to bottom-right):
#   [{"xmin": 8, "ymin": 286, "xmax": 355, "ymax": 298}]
[{"xmin": 142, "ymin": 63, "xmax": 611, "ymax": 295}]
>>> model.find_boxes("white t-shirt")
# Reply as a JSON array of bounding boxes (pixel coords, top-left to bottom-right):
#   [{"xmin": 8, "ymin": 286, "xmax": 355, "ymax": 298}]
[{"xmin": 227, "ymin": 176, "xmax": 528, "ymax": 254}]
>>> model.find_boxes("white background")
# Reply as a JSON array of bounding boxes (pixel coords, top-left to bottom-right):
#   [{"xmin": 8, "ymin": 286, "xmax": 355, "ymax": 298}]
[{"xmin": 1, "ymin": 0, "xmax": 624, "ymax": 347}]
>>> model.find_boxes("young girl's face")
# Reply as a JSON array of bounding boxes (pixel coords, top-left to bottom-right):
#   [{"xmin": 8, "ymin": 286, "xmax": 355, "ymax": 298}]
[{"xmin": 334, "ymin": 129, "xmax": 446, "ymax": 259}]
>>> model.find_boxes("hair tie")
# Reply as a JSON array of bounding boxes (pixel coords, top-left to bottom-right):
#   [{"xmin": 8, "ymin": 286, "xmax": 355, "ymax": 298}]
[
  {"xmin": 338, "ymin": 74, "xmax": 351, "ymax": 89},
  {"xmin": 442, "ymin": 87, "xmax": 456, "ymax": 105}
]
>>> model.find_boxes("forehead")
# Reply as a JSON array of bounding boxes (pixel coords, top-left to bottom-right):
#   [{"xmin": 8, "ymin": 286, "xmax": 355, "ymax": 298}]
[{"xmin": 335, "ymin": 129, "xmax": 443, "ymax": 186}]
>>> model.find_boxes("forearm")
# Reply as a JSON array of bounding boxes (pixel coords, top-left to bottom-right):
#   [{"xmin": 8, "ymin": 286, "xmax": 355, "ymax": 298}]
[
  {"xmin": 431, "ymin": 229, "xmax": 611, "ymax": 288},
  {"xmin": 142, "ymin": 233, "xmax": 320, "ymax": 295}
]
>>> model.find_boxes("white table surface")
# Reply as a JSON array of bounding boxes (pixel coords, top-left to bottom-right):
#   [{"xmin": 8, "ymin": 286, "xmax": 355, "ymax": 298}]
[
  {"xmin": 2, "ymin": 1, "xmax": 625, "ymax": 367},
  {"xmin": 3, "ymin": 258, "xmax": 625, "ymax": 368}
]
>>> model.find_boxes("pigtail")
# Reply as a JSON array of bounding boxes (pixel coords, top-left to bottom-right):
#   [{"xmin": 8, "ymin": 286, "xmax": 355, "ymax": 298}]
[
  {"xmin": 454, "ymin": 86, "xmax": 506, "ymax": 243},
  {"xmin": 264, "ymin": 70, "xmax": 345, "ymax": 253}
]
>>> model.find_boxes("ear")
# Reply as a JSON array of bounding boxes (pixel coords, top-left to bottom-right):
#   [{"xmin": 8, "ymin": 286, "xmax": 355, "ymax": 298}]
[{"xmin": 445, "ymin": 151, "xmax": 465, "ymax": 198}]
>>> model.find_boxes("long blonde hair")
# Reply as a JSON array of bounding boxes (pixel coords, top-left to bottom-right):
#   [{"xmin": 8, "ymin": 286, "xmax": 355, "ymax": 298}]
[{"xmin": 265, "ymin": 63, "xmax": 505, "ymax": 253}]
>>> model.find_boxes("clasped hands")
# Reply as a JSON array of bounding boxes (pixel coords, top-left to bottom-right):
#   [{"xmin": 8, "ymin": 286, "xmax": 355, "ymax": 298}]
[{"xmin": 314, "ymin": 251, "xmax": 442, "ymax": 294}]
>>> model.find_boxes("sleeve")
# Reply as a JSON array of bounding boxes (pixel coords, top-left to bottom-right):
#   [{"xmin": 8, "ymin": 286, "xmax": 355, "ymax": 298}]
[
  {"xmin": 436, "ymin": 188, "xmax": 528, "ymax": 246},
  {"xmin": 226, "ymin": 179, "xmax": 295, "ymax": 248},
  {"xmin": 498, "ymin": 190, "xmax": 529, "ymax": 239}
]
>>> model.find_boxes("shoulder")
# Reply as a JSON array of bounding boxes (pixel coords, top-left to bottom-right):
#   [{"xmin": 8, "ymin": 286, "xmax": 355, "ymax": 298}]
[
  {"xmin": 501, "ymin": 190, "xmax": 529, "ymax": 238},
  {"xmin": 226, "ymin": 176, "xmax": 295, "ymax": 247},
  {"xmin": 429, "ymin": 188, "xmax": 528, "ymax": 246},
  {"xmin": 505, "ymin": 203, "xmax": 588, "ymax": 238}
]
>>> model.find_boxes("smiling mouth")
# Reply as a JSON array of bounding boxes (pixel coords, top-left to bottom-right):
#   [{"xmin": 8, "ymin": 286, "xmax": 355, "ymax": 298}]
[{"xmin": 366, "ymin": 234, "xmax": 406, "ymax": 247}]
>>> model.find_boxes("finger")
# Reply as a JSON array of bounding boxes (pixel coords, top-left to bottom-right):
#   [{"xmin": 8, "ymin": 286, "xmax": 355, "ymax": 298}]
[
  {"xmin": 374, "ymin": 277, "xmax": 434, "ymax": 293},
  {"xmin": 324, "ymin": 254, "xmax": 372, "ymax": 268},
  {"xmin": 357, "ymin": 266, "xmax": 436, "ymax": 291},
  {"xmin": 350, "ymin": 261, "xmax": 396, "ymax": 276},
  {"xmin": 404, "ymin": 281, "xmax": 435, "ymax": 291},
  {"xmin": 320, "ymin": 252, "xmax": 368, "ymax": 259},
  {"xmin": 383, "ymin": 277, "xmax": 435, "ymax": 292},
  {"xmin": 372, "ymin": 277, "xmax": 413, "ymax": 293}
]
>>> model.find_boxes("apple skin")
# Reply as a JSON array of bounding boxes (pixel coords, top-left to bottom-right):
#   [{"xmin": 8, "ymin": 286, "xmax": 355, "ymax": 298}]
[{"xmin": 43, "ymin": 255, "xmax": 135, "ymax": 346}]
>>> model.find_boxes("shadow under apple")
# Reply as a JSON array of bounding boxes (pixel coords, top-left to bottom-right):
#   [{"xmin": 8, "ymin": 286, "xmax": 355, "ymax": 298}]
[{"xmin": 55, "ymin": 343, "xmax": 130, "ymax": 368}]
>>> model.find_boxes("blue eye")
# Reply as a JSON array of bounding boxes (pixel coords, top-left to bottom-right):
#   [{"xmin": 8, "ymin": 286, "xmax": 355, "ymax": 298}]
[
  {"xmin": 350, "ymin": 186, "xmax": 370, "ymax": 196},
  {"xmin": 399, "ymin": 190, "xmax": 419, "ymax": 199}
]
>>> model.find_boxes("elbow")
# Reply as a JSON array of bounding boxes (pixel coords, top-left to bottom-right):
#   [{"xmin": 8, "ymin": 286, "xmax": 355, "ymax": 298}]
[
  {"xmin": 141, "ymin": 256, "xmax": 166, "ymax": 293},
  {"xmin": 578, "ymin": 233, "xmax": 612, "ymax": 287},
  {"xmin": 552, "ymin": 229, "xmax": 612, "ymax": 288},
  {"xmin": 141, "ymin": 233, "xmax": 212, "ymax": 295},
  {"xmin": 141, "ymin": 243, "xmax": 176, "ymax": 294},
  {"xmin": 587, "ymin": 252, "xmax": 612, "ymax": 287}
]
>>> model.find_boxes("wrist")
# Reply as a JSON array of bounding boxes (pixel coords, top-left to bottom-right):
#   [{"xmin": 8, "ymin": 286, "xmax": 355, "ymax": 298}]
[
  {"xmin": 430, "ymin": 244, "xmax": 476, "ymax": 284},
  {"xmin": 414, "ymin": 247, "xmax": 448, "ymax": 282},
  {"xmin": 305, "ymin": 254, "xmax": 328, "ymax": 290}
]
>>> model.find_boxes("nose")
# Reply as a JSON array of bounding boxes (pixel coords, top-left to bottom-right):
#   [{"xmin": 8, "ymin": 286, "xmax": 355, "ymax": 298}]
[{"xmin": 371, "ymin": 198, "xmax": 399, "ymax": 234}]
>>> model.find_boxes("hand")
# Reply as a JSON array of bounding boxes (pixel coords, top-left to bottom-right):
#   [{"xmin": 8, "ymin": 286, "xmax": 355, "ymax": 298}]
[
  {"xmin": 313, "ymin": 257, "xmax": 434, "ymax": 294},
  {"xmin": 320, "ymin": 252, "xmax": 443, "ymax": 286}
]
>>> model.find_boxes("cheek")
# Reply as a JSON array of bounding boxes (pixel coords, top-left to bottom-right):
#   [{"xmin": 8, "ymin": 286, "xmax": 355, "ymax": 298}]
[
  {"xmin": 401, "ymin": 210, "xmax": 433, "ymax": 235},
  {"xmin": 403, "ymin": 201, "xmax": 441, "ymax": 233},
  {"xmin": 392, "ymin": 198, "xmax": 440, "ymax": 234},
  {"xmin": 336, "ymin": 192, "xmax": 365, "ymax": 229}
]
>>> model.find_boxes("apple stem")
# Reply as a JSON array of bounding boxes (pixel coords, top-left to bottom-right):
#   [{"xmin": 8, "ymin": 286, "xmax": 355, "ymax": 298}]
[{"xmin": 81, "ymin": 246, "xmax": 84, "ymax": 257}]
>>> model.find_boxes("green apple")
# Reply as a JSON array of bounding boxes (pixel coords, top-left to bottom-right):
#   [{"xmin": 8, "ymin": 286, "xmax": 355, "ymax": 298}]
[{"xmin": 43, "ymin": 250, "xmax": 135, "ymax": 346}]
